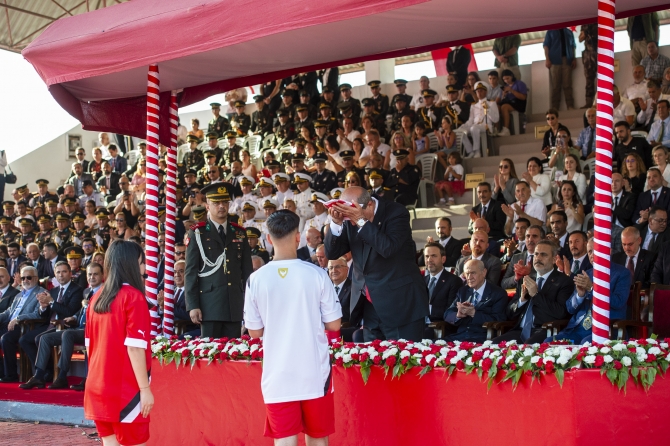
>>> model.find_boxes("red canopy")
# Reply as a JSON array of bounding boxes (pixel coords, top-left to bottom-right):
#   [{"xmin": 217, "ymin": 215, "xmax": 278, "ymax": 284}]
[{"xmin": 22, "ymin": 0, "xmax": 667, "ymax": 143}]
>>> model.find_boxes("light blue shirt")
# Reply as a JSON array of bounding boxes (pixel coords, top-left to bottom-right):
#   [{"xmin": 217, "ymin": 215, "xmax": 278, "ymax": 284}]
[
  {"xmin": 647, "ymin": 117, "xmax": 670, "ymax": 148},
  {"xmin": 11, "ymin": 286, "xmax": 35, "ymax": 320}
]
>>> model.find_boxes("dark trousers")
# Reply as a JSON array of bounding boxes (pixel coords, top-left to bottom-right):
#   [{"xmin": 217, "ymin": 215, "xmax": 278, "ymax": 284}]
[
  {"xmin": 395, "ymin": 194, "xmax": 416, "ymax": 207},
  {"xmin": 491, "ymin": 328, "xmax": 547, "ymax": 344},
  {"xmin": 19, "ymin": 324, "xmax": 51, "ymax": 375},
  {"xmin": 60, "ymin": 329, "xmax": 85, "ymax": 375},
  {"xmin": 362, "ymin": 300, "xmax": 424, "ymax": 342},
  {"xmin": 200, "ymin": 321, "xmax": 241, "ymax": 339},
  {"xmin": 35, "ymin": 330, "xmax": 63, "ymax": 372}
]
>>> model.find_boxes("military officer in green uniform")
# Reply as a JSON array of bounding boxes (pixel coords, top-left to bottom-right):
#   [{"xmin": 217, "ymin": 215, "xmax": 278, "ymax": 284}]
[
  {"xmin": 204, "ymin": 131, "xmax": 223, "ymax": 165},
  {"xmin": 185, "ymin": 182, "xmax": 253, "ymax": 338},
  {"xmin": 223, "ymin": 131, "xmax": 243, "ymax": 167},
  {"xmin": 317, "ymin": 102, "xmax": 340, "ymax": 135},
  {"xmin": 36, "ymin": 215, "xmax": 53, "ymax": 248},
  {"xmin": 391, "ymin": 79, "xmax": 413, "ymax": 109},
  {"xmin": 368, "ymin": 80, "xmax": 390, "ymax": 117},
  {"xmin": 230, "ymin": 100, "xmax": 251, "ymax": 136},
  {"xmin": 390, "ymin": 95, "xmax": 416, "ymax": 131},
  {"xmin": 361, "ymin": 98, "xmax": 387, "ymax": 139},
  {"xmin": 390, "ymin": 149, "xmax": 421, "ymax": 206},
  {"xmin": 273, "ymin": 109, "xmax": 296, "ymax": 148},
  {"xmin": 17, "ymin": 218, "xmax": 37, "ymax": 253},
  {"xmin": 94, "ymin": 209, "xmax": 112, "ymax": 251},
  {"xmin": 71, "ymin": 212, "xmax": 91, "ymax": 245},
  {"xmin": 29, "ymin": 179, "xmax": 58, "ymax": 208},
  {"xmin": 207, "ymin": 102, "xmax": 230, "ymax": 138},
  {"xmin": 337, "ymin": 83, "xmax": 361, "ymax": 119},
  {"xmin": 0, "ymin": 215, "xmax": 19, "ymax": 245},
  {"xmin": 51, "ymin": 212, "xmax": 75, "ymax": 254},
  {"xmin": 417, "ymin": 89, "xmax": 444, "ymax": 133},
  {"xmin": 246, "ymin": 227, "xmax": 270, "ymax": 264},
  {"xmin": 250, "ymin": 95, "xmax": 273, "ymax": 136}
]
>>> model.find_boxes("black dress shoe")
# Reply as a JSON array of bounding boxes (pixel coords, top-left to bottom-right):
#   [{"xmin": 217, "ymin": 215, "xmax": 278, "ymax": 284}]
[
  {"xmin": 70, "ymin": 378, "xmax": 86, "ymax": 391},
  {"xmin": 48, "ymin": 377, "xmax": 69, "ymax": 389},
  {"xmin": 0, "ymin": 376, "xmax": 19, "ymax": 383},
  {"xmin": 19, "ymin": 377, "xmax": 46, "ymax": 389}
]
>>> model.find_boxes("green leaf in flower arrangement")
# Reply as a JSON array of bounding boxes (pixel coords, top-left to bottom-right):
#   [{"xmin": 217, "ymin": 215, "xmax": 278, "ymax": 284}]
[
  {"xmin": 555, "ymin": 369, "xmax": 565, "ymax": 388},
  {"xmin": 606, "ymin": 367, "xmax": 618, "ymax": 384},
  {"xmin": 190, "ymin": 356, "xmax": 196, "ymax": 369},
  {"xmin": 617, "ymin": 369, "xmax": 629, "ymax": 392},
  {"xmin": 476, "ymin": 368, "xmax": 483, "ymax": 380},
  {"xmin": 660, "ymin": 361, "xmax": 668, "ymax": 375},
  {"xmin": 488, "ymin": 365, "xmax": 497, "ymax": 381},
  {"xmin": 648, "ymin": 367, "xmax": 657, "ymax": 388},
  {"xmin": 640, "ymin": 369, "xmax": 648, "ymax": 389},
  {"xmin": 393, "ymin": 363, "xmax": 401, "ymax": 378},
  {"xmin": 631, "ymin": 366, "xmax": 639, "ymax": 384},
  {"xmin": 651, "ymin": 333, "xmax": 658, "ymax": 340},
  {"xmin": 361, "ymin": 365, "xmax": 371, "ymax": 384},
  {"xmin": 419, "ymin": 366, "xmax": 432, "ymax": 377}
]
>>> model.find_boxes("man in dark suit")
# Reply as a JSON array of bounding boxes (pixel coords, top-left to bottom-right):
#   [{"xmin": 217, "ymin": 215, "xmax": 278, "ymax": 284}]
[
  {"xmin": 431, "ymin": 217, "xmax": 461, "ymax": 268},
  {"xmin": 633, "ymin": 168, "xmax": 670, "ymax": 224},
  {"xmin": 0, "ymin": 268, "xmax": 19, "ymax": 314},
  {"xmin": 468, "ymin": 182, "xmax": 507, "ymax": 240},
  {"xmin": 500, "ymin": 225, "xmax": 543, "ymax": 290},
  {"xmin": 39, "ymin": 242, "xmax": 65, "ymax": 280},
  {"xmin": 446, "ymin": 46, "xmax": 471, "ymax": 90},
  {"xmin": 611, "ymin": 173, "xmax": 637, "ymax": 254},
  {"xmin": 19, "ymin": 261, "xmax": 83, "ymax": 380},
  {"xmin": 637, "ymin": 207, "xmax": 669, "ymax": 255},
  {"xmin": 465, "ymin": 218, "xmax": 502, "ymax": 258},
  {"xmin": 455, "ymin": 231, "xmax": 502, "ymax": 285},
  {"xmin": 613, "ymin": 227, "xmax": 657, "ymax": 288},
  {"xmin": 66, "ymin": 163, "xmax": 94, "ymax": 197},
  {"xmin": 325, "ymin": 187, "xmax": 429, "ymax": 341},
  {"xmin": 547, "ymin": 211, "xmax": 572, "ymax": 260},
  {"xmin": 327, "ymin": 257, "xmax": 357, "ymax": 341},
  {"xmin": 107, "ymin": 144, "xmax": 128, "ymax": 175},
  {"xmin": 297, "ymin": 228, "xmax": 321, "ymax": 262},
  {"xmin": 651, "ymin": 241, "xmax": 670, "ymax": 285},
  {"xmin": 549, "ymin": 239, "xmax": 631, "ymax": 344},
  {"xmin": 172, "ymin": 260, "xmax": 200, "ymax": 339},
  {"xmin": 185, "ymin": 183, "xmax": 253, "ymax": 339},
  {"xmin": 6, "ymin": 242, "xmax": 27, "ymax": 278},
  {"xmin": 97, "ymin": 161, "xmax": 122, "ymax": 199},
  {"xmin": 444, "ymin": 259, "xmax": 508, "ymax": 342},
  {"xmin": 492, "ymin": 240, "xmax": 574, "ymax": 344},
  {"xmin": 557, "ymin": 231, "xmax": 591, "ymax": 277},
  {"xmin": 20, "ymin": 262, "xmax": 99, "ymax": 390},
  {"xmin": 25, "ymin": 243, "xmax": 48, "ymax": 276},
  {"xmin": 319, "ymin": 67, "xmax": 340, "ymax": 104},
  {"xmin": 424, "ymin": 243, "xmax": 463, "ymax": 323}
]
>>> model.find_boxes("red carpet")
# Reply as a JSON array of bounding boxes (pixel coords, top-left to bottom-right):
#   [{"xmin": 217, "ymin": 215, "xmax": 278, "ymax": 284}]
[{"xmin": 0, "ymin": 377, "xmax": 84, "ymax": 407}]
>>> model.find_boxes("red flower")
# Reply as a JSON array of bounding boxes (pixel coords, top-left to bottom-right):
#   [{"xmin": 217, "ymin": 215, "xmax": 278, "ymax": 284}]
[
  {"xmin": 536, "ymin": 358, "xmax": 544, "ymax": 368},
  {"xmin": 613, "ymin": 360, "xmax": 623, "ymax": 370},
  {"xmin": 193, "ymin": 349, "xmax": 202, "ymax": 357},
  {"xmin": 170, "ymin": 335, "xmax": 178, "ymax": 340},
  {"xmin": 373, "ymin": 356, "xmax": 382, "ymax": 365},
  {"xmin": 497, "ymin": 358, "xmax": 504, "ymax": 368},
  {"xmin": 336, "ymin": 357, "xmax": 344, "ymax": 367},
  {"xmin": 628, "ymin": 346, "xmax": 637, "ymax": 353},
  {"xmin": 545, "ymin": 361, "xmax": 555, "ymax": 373},
  {"xmin": 181, "ymin": 350, "xmax": 190, "ymax": 357},
  {"xmin": 446, "ymin": 350, "xmax": 457, "ymax": 359},
  {"xmin": 524, "ymin": 370, "xmax": 532, "ymax": 377},
  {"xmin": 472, "ymin": 351, "xmax": 484, "ymax": 362},
  {"xmin": 401, "ymin": 357, "xmax": 410, "ymax": 365},
  {"xmin": 231, "ymin": 351, "xmax": 239, "ymax": 359},
  {"xmin": 481, "ymin": 358, "xmax": 493, "ymax": 372},
  {"xmin": 351, "ymin": 353, "xmax": 359, "ymax": 361},
  {"xmin": 219, "ymin": 352, "xmax": 227, "ymax": 361},
  {"xmin": 638, "ymin": 339, "xmax": 648, "ymax": 346},
  {"xmin": 456, "ymin": 360, "xmax": 465, "ymax": 371},
  {"xmin": 647, "ymin": 354, "xmax": 657, "ymax": 362},
  {"xmin": 510, "ymin": 363, "xmax": 517, "ymax": 371},
  {"xmin": 498, "ymin": 341, "xmax": 508, "ymax": 348},
  {"xmin": 220, "ymin": 337, "xmax": 229, "ymax": 344},
  {"xmin": 385, "ymin": 356, "xmax": 397, "ymax": 367},
  {"xmin": 241, "ymin": 335, "xmax": 251, "ymax": 341},
  {"xmin": 594, "ymin": 356, "xmax": 605, "ymax": 367},
  {"xmin": 360, "ymin": 353, "xmax": 370, "ymax": 362}
]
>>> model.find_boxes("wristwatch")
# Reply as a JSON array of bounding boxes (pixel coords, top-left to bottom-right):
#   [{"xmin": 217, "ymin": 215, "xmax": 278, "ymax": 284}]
[{"xmin": 356, "ymin": 218, "xmax": 367, "ymax": 228}]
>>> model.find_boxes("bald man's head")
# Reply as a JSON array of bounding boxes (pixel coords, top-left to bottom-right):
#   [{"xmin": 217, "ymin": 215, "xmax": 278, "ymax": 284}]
[{"xmin": 306, "ymin": 228, "xmax": 322, "ymax": 248}]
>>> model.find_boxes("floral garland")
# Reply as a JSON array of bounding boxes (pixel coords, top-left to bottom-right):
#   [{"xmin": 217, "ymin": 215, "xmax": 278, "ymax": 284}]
[{"xmin": 151, "ymin": 335, "xmax": 670, "ymax": 391}]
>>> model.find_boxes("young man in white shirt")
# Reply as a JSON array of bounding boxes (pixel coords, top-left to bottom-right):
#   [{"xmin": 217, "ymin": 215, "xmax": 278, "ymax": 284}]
[{"xmin": 244, "ymin": 210, "xmax": 341, "ymax": 446}]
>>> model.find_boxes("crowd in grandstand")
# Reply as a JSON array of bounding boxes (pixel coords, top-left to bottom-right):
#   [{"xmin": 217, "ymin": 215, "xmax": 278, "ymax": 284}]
[{"xmin": 0, "ymin": 14, "xmax": 669, "ymax": 389}]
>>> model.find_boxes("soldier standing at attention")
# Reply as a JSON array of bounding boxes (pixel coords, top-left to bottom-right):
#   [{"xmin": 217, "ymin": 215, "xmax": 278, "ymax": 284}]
[
  {"xmin": 368, "ymin": 80, "xmax": 390, "ymax": 117},
  {"xmin": 185, "ymin": 183, "xmax": 253, "ymax": 339},
  {"xmin": 208, "ymin": 102, "xmax": 230, "ymax": 138},
  {"xmin": 579, "ymin": 23, "xmax": 598, "ymax": 108}
]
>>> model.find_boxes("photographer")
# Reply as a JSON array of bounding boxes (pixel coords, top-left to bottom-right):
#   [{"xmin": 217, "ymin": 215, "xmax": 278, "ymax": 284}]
[{"xmin": 113, "ymin": 185, "xmax": 141, "ymax": 228}]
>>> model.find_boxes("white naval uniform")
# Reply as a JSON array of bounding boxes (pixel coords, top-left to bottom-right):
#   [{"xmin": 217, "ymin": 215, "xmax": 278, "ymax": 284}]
[{"xmin": 459, "ymin": 99, "xmax": 499, "ymax": 157}]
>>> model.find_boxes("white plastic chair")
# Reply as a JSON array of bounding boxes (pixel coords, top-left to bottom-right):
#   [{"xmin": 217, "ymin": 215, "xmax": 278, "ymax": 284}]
[
  {"xmin": 631, "ymin": 130, "xmax": 648, "ymax": 139},
  {"xmin": 262, "ymin": 134, "xmax": 275, "ymax": 149},
  {"xmin": 580, "ymin": 158, "xmax": 596, "ymax": 180},
  {"xmin": 427, "ymin": 133, "xmax": 439, "ymax": 152},
  {"xmin": 246, "ymin": 135, "xmax": 262, "ymax": 158},
  {"xmin": 583, "ymin": 212, "xmax": 594, "ymax": 232},
  {"xmin": 415, "ymin": 153, "xmax": 438, "ymax": 208}
]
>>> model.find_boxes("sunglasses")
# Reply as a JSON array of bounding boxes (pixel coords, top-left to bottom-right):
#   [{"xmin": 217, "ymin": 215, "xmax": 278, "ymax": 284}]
[
  {"xmin": 21, "ymin": 276, "xmax": 34, "ymax": 281},
  {"xmin": 625, "ymin": 159, "xmax": 636, "ymax": 163},
  {"xmin": 546, "ymin": 116, "xmax": 556, "ymax": 121},
  {"xmin": 115, "ymin": 219, "xmax": 125, "ymax": 222},
  {"xmin": 499, "ymin": 165, "xmax": 509, "ymax": 169},
  {"xmin": 175, "ymin": 250, "xmax": 185, "ymax": 255}
]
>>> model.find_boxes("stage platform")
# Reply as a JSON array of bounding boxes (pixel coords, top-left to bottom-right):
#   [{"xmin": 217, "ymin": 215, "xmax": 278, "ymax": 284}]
[{"xmin": 148, "ymin": 359, "xmax": 670, "ymax": 446}]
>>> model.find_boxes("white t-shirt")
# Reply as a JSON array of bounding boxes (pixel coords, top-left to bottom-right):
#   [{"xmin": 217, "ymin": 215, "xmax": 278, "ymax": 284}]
[
  {"xmin": 613, "ymin": 97, "xmax": 635, "ymax": 124},
  {"xmin": 244, "ymin": 259, "xmax": 342, "ymax": 404},
  {"xmin": 446, "ymin": 163, "xmax": 464, "ymax": 181},
  {"xmin": 361, "ymin": 143, "xmax": 392, "ymax": 167}
]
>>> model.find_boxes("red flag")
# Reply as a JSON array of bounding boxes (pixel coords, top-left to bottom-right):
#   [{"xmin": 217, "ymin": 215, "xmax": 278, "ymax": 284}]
[{"xmin": 431, "ymin": 44, "xmax": 478, "ymax": 77}]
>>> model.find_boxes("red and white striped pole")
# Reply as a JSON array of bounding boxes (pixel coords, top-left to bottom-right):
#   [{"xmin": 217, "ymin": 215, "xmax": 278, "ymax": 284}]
[
  {"xmin": 162, "ymin": 91, "xmax": 179, "ymax": 336},
  {"xmin": 592, "ymin": 0, "xmax": 615, "ymax": 344},
  {"xmin": 145, "ymin": 64, "xmax": 161, "ymax": 336}
]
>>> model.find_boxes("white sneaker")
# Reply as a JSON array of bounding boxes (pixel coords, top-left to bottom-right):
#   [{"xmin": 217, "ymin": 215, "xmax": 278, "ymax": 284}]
[
  {"xmin": 435, "ymin": 198, "xmax": 447, "ymax": 207},
  {"xmin": 464, "ymin": 151, "xmax": 476, "ymax": 158},
  {"xmin": 473, "ymin": 151, "xmax": 481, "ymax": 158},
  {"xmin": 497, "ymin": 127, "xmax": 510, "ymax": 136}
]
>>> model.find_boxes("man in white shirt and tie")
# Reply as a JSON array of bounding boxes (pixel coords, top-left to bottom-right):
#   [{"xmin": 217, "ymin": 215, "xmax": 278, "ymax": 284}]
[
  {"xmin": 328, "ymin": 257, "xmax": 351, "ymax": 325},
  {"xmin": 647, "ymin": 99, "xmax": 670, "ymax": 149}
]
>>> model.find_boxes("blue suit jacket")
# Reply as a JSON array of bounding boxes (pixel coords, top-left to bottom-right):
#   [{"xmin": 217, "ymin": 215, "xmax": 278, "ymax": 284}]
[
  {"xmin": 109, "ymin": 155, "xmax": 128, "ymax": 174},
  {"xmin": 444, "ymin": 280, "xmax": 508, "ymax": 342},
  {"xmin": 563, "ymin": 262, "xmax": 631, "ymax": 331},
  {"xmin": 0, "ymin": 286, "xmax": 47, "ymax": 325}
]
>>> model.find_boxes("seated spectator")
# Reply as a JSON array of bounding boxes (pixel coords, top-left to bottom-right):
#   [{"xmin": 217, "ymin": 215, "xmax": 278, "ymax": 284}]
[
  {"xmin": 574, "ymin": 108, "xmax": 597, "ymax": 159},
  {"xmin": 97, "ymin": 160, "xmax": 122, "ymax": 199},
  {"xmin": 328, "ymin": 256, "xmax": 357, "ymax": 341},
  {"xmin": 413, "ymin": 122, "xmax": 430, "ymax": 156},
  {"xmin": 107, "ymin": 144, "xmax": 127, "ymax": 174},
  {"xmin": 637, "ymin": 80, "xmax": 670, "ymax": 130},
  {"xmin": 502, "ymin": 181, "xmax": 547, "ymax": 235},
  {"xmin": 497, "ymin": 69, "xmax": 528, "ymax": 136},
  {"xmin": 551, "ymin": 239, "xmax": 630, "ymax": 344},
  {"xmin": 171, "ymin": 260, "xmax": 200, "ymax": 339},
  {"xmin": 548, "ymin": 181, "xmax": 585, "ymax": 233},
  {"xmin": 389, "ymin": 149, "xmax": 420, "ymax": 206},
  {"xmin": 640, "ymin": 41, "xmax": 670, "ymax": 84},
  {"xmin": 0, "ymin": 266, "xmax": 48, "ymax": 382},
  {"xmin": 634, "ymin": 168, "xmax": 670, "ymax": 224},
  {"xmin": 463, "ymin": 218, "xmax": 502, "ymax": 258},
  {"xmin": 500, "ymin": 218, "xmax": 530, "ymax": 264},
  {"xmin": 546, "ymin": 211, "xmax": 572, "ymax": 259},
  {"xmin": 622, "ymin": 65, "xmax": 649, "ymax": 103},
  {"xmin": 314, "ymin": 245, "xmax": 328, "ymax": 272},
  {"xmin": 297, "ymin": 228, "xmax": 321, "ymax": 262},
  {"xmin": 189, "ymin": 118, "xmax": 205, "ymax": 140},
  {"xmin": 610, "ymin": 173, "xmax": 637, "ymax": 253},
  {"xmin": 541, "ymin": 109, "xmax": 569, "ymax": 158},
  {"xmin": 492, "ymin": 240, "xmax": 574, "ymax": 344},
  {"xmin": 622, "ymin": 152, "xmax": 648, "ymax": 196},
  {"xmin": 613, "ymin": 227, "xmax": 656, "ymax": 288},
  {"xmin": 521, "ymin": 157, "xmax": 552, "ymax": 208},
  {"xmin": 492, "ymin": 158, "xmax": 519, "ymax": 205},
  {"xmin": 359, "ymin": 129, "xmax": 391, "ymax": 169},
  {"xmin": 0, "ymin": 267, "xmax": 18, "ymax": 315},
  {"xmin": 638, "ymin": 207, "xmax": 669, "ymax": 254},
  {"xmin": 455, "ymin": 230, "xmax": 502, "ymax": 284},
  {"xmin": 67, "ymin": 163, "xmax": 94, "ymax": 197},
  {"xmin": 435, "ymin": 152, "xmax": 464, "ymax": 206},
  {"xmin": 459, "ymin": 82, "xmax": 498, "ymax": 158},
  {"xmin": 468, "ymin": 182, "xmax": 506, "ymax": 240},
  {"xmin": 647, "ymin": 100, "xmax": 670, "ymax": 149},
  {"xmin": 87, "ymin": 147, "xmax": 104, "ymax": 182},
  {"xmin": 443, "ymin": 259, "xmax": 507, "ymax": 343},
  {"xmin": 501, "ymin": 224, "xmax": 543, "ymax": 290},
  {"xmin": 547, "ymin": 128, "xmax": 581, "ymax": 177},
  {"xmin": 651, "ymin": 240, "xmax": 670, "ymax": 284},
  {"xmin": 614, "ymin": 121, "xmax": 653, "ymax": 170},
  {"xmin": 662, "ymin": 67, "xmax": 670, "ymax": 95},
  {"xmin": 435, "ymin": 116, "xmax": 457, "ymax": 153},
  {"xmin": 612, "ymin": 85, "xmax": 636, "ymax": 127},
  {"xmin": 424, "ymin": 242, "xmax": 463, "ymax": 324},
  {"xmin": 486, "ymin": 71, "xmax": 503, "ymax": 104},
  {"xmin": 426, "ymin": 217, "xmax": 462, "ymax": 268},
  {"xmin": 644, "ymin": 146, "xmax": 670, "ymax": 191},
  {"xmin": 459, "ymin": 72, "xmax": 486, "ymax": 104}
]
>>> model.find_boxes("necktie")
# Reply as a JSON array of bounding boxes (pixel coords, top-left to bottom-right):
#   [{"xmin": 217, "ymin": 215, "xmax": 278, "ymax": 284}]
[
  {"xmin": 521, "ymin": 203, "xmax": 526, "ymax": 213},
  {"xmin": 218, "ymin": 224, "xmax": 226, "ymax": 244},
  {"xmin": 51, "ymin": 287, "xmax": 65, "ymax": 321},
  {"xmin": 659, "ymin": 120, "xmax": 665, "ymax": 143},
  {"xmin": 111, "ymin": 158, "xmax": 115, "ymax": 169},
  {"xmin": 650, "ymin": 233, "xmax": 658, "ymax": 251},
  {"xmin": 572, "ymin": 260, "xmax": 581, "ymax": 275},
  {"xmin": 521, "ymin": 277, "xmax": 544, "ymax": 342},
  {"xmin": 334, "ymin": 285, "xmax": 340, "ymax": 295},
  {"xmin": 613, "ymin": 196, "xmax": 619, "ymax": 210},
  {"xmin": 481, "ymin": 205, "xmax": 487, "ymax": 216},
  {"xmin": 586, "ymin": 127, "xmax": 594, "ymax": 157},
  {"xmin": 428, "ymin": 276, "xmax": 437, "ymax": 300},
  {"xmin": 627, "ymin": 256, "xmax": 635, "ymax": 279},
  {"xmin": 106, "ymin": 176, "xmax": 110, "ymax": 189},
  {"xmin": 652, "ymin": 192, "xmax": 658, "ymax": 205},
  {"xmin": 527, "ymin": 254, "xmax": 533, "ymax": 266},
  {"xmin": 472, "ymin": 290, "xmax": 479, "ymax": 306}
]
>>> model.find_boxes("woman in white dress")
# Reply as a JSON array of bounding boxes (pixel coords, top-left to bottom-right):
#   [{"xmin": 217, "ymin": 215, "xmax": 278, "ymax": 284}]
[
  {"xmin": 645, "ymin": 146, "xmax": 670, "ymax": 190},
  {"xmin": 547, "ymin": 180, "xmax": 585, "ymax": 233},
  {"xmin": 522, "ymin": 157, "xmax": 552, "ymax": 209},
  {"xmin": 560, "ymin": 154, "xmax": 587, "ymax": 203}
]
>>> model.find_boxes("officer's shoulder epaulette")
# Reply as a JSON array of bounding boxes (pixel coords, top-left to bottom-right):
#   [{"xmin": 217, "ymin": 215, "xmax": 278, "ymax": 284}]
[
  {"xmin": 230, "ymin": 222, "xmax": 245, "ymax": 231},
  {"xmin": 381, "ymin": 93, "xmax": 387, "ymax": 97},
  {"xmin": 190, "ymin": 221, "xmax": 206, "ymax": 231},
  {"xmin": 258, "ymin": 248, "xmax": 266, "ymax": 252},
  {"xmin": 383, "ymin": 187, "xmax": 390, "ymax": 191}
]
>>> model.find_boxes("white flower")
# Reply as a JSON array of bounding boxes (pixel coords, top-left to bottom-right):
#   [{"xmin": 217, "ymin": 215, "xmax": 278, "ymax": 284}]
[
  {"xmin": 200, "ymin": 337, "xmax": 210, "ymax": 343},
  {"xmin": 583, "ymin": 355, "xmax": 596, "ymax": 365},
  {"xmin": 628, "ymin": 340, "xmax": 639, "ymax": 347},
  {"xmin": 400, "ymin": 350, "xmax": 410, "ymax": 358},
  {"xmin": 435, "ymin": 340, "xmax": 447, "ymax": 346},
  {"xmin": 397, "ymin": 338, "xmax": 408, "ymax": 343},
  {"xmin": 334, "ymin": 352, "xmax": 343, "ymax": 359},
  {"xmin": 648, "ymin": 346, "xmax": 662, "ymax": 355},
  {"xmin": 450, "ymin": 357, "xmax": 459, "ymax": 365},
  {"xmin": 343, "ymin": 354, "xmax": 352, "ymax": 363},
  {"xmin": 523, "ymin": 348, "xmax": 534, "ymax": 357},
  {"xmin": 490, "ymin": 350, "xmax": 500, "ymax": 358},
  {"xmin": 621, "ymin": 356, "xmax": 632, "ymax": 367},
  {"xmin": 505, "ymin": 356, "xmax": 514, "ymax": 365},
  {"xmin": 544, "ymin": 356, "xmax": 555, "ymax": 363},
  {"xmin": 530, "ymin": 356, "xmax": 541, "ymax": 364},
  {"xmin": 636, "ymin": 347, "xmax": 646, "ymax": 356},
  {"xmin": 518, "ymin": 359, "xmax": 524, "ymax": 367},
  {"xmin": 413, "ymin": 353, "xmax": 423, "ymax": 360},
  {"xmin": 612, "ymin": 343, "xmax": 626, "ymax": 352},
  {"xmin": 599, "ymin": 347, "xmax": 611, "ymax": 354},
  {"xmin": 603, "ymin": 355, "xmax": 613, "ymax": 363},
  {"xmin": 425, "ymin": 354, "xmax": 436, "ymax": 364},
  {"xmin": 483, "ymin": 350, "xmax": 490, "ymax": 359},
  {"xmin": 556, "ymin": 357, "xmax": 570, "ymax": 366},
  {"xmin": 637, "ymin": 353, "xmax": 648, "ymax": 362},
  {"xmin": 369, "ymin": 351, "xmax": 379, "ymax": 358},
  {"xmin": 380, "ymin": 341, "xmax": 392, "ymax": 347},
  {"xmin": 587, "ymin": 346, "xmax": 598, "ymax": 355},
  {"xmin": 457, "ymin": 350, "xmax": 468, "ymax": 359},
  {"xmin": 465, "ymin": 357, "xmax": 474, "ymax": 366},
  {"xmin": 646, "ymin": 338, "xmax": 658, "ymax": 345},
  {"xmin": 482, "ymin": 341, "xmax": 493, "ymax": 348},
  {"xmin": 660, "ymin": 342, "xmax": 668, "ymax": 349}
]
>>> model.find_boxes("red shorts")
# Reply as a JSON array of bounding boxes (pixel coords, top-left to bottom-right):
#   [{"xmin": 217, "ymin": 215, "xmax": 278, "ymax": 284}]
[
  {"xmin": 264, "ymin": 391, "xmax": 335, "ymax": 439},
  {"xmin": 95, "ymin": 421, "xmax": 150, "ymax": 445}
]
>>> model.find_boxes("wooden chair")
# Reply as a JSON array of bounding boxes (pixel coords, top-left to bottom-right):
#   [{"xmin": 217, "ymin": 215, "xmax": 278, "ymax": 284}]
[
  {"xmin": 613, "ymin": 283, "xmax": 670, "ymax": 340},
  {"xmin": 18, "ymin": 319, "xmax": 47, "ymax": 382},
  {"xmin": 174, "ymin": 320, "xmax": 190, "ymax": 337}
]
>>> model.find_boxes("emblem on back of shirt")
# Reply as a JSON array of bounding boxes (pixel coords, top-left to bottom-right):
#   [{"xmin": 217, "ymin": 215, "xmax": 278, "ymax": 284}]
[{"xmin": 278, "ymin": 268, "xmax": 288, "ymax": 278}]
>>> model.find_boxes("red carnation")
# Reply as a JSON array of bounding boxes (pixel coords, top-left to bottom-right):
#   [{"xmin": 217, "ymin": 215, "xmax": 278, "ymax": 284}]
[
  {"xmin": 472, "ymin": 351, "xmax": 484, "ymax": 362},
  {"xmin": 401, "ymin": 357, "xmax": 410, "ymax": 365},
  {"xmin": 241, "ymin": 335, "xmax": 250, "ymax": 341},
  {"xmin": 536, "ymin": 358, "xmax": 544, "ymax": 368},
  {"xmin": 385, "ymin": 356, "xmax": 397, "ymax": 367},
  {"xmin": 193, "ymin": 349, "xmax": 201, "ymax": 357},
  {"xmin": 613, "ymin": 360, "xmax": 623, "ymax": 370},
  {"xmin": 360, "ymin": 353, "xmax": 370, "ymax": 362},
  {"xmin": 510, "ymin": 363, "xmax": 517, "ymax": 371},
  {"xmin": 219, "ymin": 352, "xmax": 227, "ymax": 361},
  {"xmin": 336, "ymin": 357, "xmax": 344, "ymax": 367},
  {"xmin": 220, "ymin": 337, "xmax": 229, "ymax": 344},
  {"xmin": 456, "ymin": 360, "xmax": 465, "ymax": 371},
  {"xmin": 481, "ymin": 358, "xmax": 493, "ymax": 372},
  {"xmin": 351, "ymin": 353, "xmax": 359, "ymax": 361},
  {"xmin": 410, "ymin": 348, "xmax": 419, "ymax": 355},
  {"xmin": 594, "ymin": 356, "xmax": 605, "ymax": 367},
  {"xmin": 446, "ymin": 350, "xmax": 457, "ymax": 359},
  {"xmin": 373, "ymin": 356, "xmax": 382, "ymax": 365},
  {"xmin": 647, "ymin": 354, "xmax": 657, "ymax": 362},
  {"xmin": 498, "ymin": 341, "xmax": 508, "ymax": 348},
  {"xmin": 545, "ymin": 361, "xmax": 555, "ymax": 373},
  {"xmin": 497, "ymin": 358, "xmax": 504, "ymax": 368},
  {"xmin": 170, "ymin": 335, "xmax": 178, "ymax": 340},
  {"xmin": 181, "ymin": 350, "xmax": 190, "ymax": 357},
  {"xmin": 524, "ymin": 370, "xmax": 532, "ymax": 377},
  {"xmin": 231, "ymin": 351, "xmax": 239, "ymax": 359}
]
